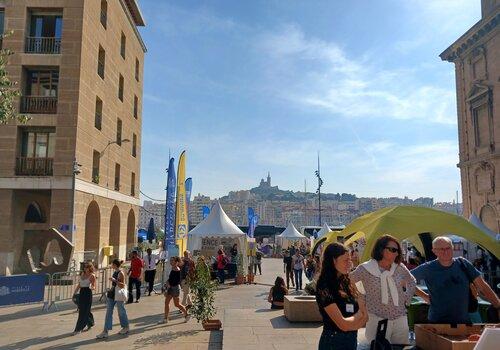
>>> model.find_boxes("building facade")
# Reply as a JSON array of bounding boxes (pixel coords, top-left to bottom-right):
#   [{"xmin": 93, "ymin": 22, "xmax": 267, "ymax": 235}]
[
  {"xmin": 139, "ymin": 200, "xmax": 165, "ymax": 231},
  {"xmin": 0, "ymin": 0, "xmax": 146, "ymax": 274},
  {"xmin": 441, "ymin": 0, "xmax": 499, "ymax": 232}
]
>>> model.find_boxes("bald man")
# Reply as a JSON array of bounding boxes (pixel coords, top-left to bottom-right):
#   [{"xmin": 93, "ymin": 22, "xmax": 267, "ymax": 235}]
[{"xmin": 411, "ymin": 236, "xmax": 499, "ymax": 323}]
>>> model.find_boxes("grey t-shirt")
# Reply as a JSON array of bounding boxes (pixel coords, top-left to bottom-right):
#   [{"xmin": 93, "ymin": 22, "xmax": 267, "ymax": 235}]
[{"xmin": 411, "ymin": 258, "xmax": 480, "ymax": 323}]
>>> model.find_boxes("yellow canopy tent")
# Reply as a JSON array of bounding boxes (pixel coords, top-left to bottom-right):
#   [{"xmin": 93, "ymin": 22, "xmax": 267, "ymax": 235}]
[{"xmin": 324, "ymin": 206, "xmax": 500, "ymax": 262}]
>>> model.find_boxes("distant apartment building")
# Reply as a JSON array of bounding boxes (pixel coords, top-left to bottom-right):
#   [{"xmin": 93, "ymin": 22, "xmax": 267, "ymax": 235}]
[
  {"xmin": 139, "ymin": 201, "xmax": 165, "ymax": 230},
  {"xmin": 189, "ymin": 194, "xmax": 212, "ymax": 225},
  {"xmin": 441, "ymin": 0, "xmax": 499, "ymax": 232},
  {"xmin": 0, "ymin": 0, "xmax": 146, "ymax": 274}
]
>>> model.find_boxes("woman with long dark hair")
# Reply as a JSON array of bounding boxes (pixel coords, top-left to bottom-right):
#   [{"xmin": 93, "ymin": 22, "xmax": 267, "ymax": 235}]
[
  {"xmin": 316, "ymin": 243, "xmax": 368, "ymax": 350},
  {"xmin": 351, "ymin": 235, "xmax": 416, "ymax": 345},
  {"xmin": 72, "ymin": 262, "xmax": 96, "ymax": 334},
  {"xmin": 267, "ymin": 276, "xmax": 288, "ymax": 309}
]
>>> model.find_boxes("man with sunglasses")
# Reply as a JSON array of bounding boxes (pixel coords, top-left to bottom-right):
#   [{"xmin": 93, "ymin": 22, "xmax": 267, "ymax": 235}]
[{"xmin": 411, "ymin": 236, "xmax": 499, "ymax": 324}]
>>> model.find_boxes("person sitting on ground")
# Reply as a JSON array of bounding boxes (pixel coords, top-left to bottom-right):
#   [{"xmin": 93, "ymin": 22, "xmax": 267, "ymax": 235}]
[
  {"xmin": 268, "ymin": 276, "xmax": 288, "ymax": 309},
  {"xmin": 411, "ymin": 236, "xmax": 500, "ymax": 324}
]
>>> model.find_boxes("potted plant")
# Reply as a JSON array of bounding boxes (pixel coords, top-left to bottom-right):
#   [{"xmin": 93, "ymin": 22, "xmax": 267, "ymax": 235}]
[
  {"xmin": 191, "ymin": 257, "xmax": 221, "ymax": 330},
  {"xmin": 235, "ymin": 253, "xmax": 245, "ymax": 285}
]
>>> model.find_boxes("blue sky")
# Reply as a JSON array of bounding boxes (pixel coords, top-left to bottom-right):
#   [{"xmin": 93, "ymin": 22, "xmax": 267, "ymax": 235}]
[{"xmin": 138, "ymin": 0, "xmax": 480, "ymax": 203}]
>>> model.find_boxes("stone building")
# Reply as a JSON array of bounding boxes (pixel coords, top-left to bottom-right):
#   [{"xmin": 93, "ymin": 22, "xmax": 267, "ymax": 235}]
[
  {"xmin": 139, "ymin": 201, "xmax": 165, "ymax": 231},
  {"xmin": 440, "ymin": 0, "xmax": 499, "ymax": 232},
  {"xmin": 0, "ymin": 0, "xmax": 146, "ymax": 274}
]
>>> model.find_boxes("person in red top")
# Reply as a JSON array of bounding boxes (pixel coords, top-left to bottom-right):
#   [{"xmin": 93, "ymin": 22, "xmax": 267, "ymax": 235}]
[
  {"xmin": 127, "ymin": 251, "xmax": 143, "ymax": 303},
  {"xmin": 216, "ymin": 248, "xmax": 227, "ymax": 284}
]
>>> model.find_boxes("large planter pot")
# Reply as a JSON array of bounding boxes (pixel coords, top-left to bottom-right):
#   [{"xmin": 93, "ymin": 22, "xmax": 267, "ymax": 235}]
[
  {"xmin": 235, "ymin": 274, "xmax": 245, "ymax": 285},
  {"xmin": 202, "ymin": 319, "xmax": 222, "ymax": 331},
  {"xmin": 247, "ymin": 273, "xmax": 255, "ymax": 284}
]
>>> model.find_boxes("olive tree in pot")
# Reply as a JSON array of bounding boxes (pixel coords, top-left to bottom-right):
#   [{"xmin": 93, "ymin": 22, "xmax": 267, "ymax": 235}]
[{"xmin": 191, "ymin": 257, "xmax": 221, "ymax": 330}]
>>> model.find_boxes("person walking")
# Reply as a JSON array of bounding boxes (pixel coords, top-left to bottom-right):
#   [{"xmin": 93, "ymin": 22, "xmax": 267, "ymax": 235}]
[
  {"xmin": 351, "ymin": 235, "xmax": 416, "ymax": 345},
  {"xmin": 144, "ymin": 248, "xmax": 159, "ymax": 296},
  {"xmin": 254, "ymin": 251, "xmax": 263, "ymax": 275},
  {"xmin": 216, "ymin": 248, "xmax": 227, "ymax": 284},
  {"xmin": 73, "ymin": 262, "xmax": 96, "ymax": 334},
  {"xmin": 180, "ymin": 250, "xmax": 195, "ymax": 310},
  {"xmin": 283, "ymin": 250, "xmax": 295, "ymax": 289},
  {"xmin": 230, "ymin": 243, "xmax": 238, "ymax": 278},
  {"xmin": 96, "ymin": 259, "xmax": 129, "ymax": 339},
  {"xmin": 159, "ymin": 256, "xmax": 189, "ymax": 324},
  {"xmin": 292, "ymin": 249, "xmax": 306, "ymax": 291},
  {"xmin": 316, "ymin": 242, "xmax": 368, "ymax": 350},
  {"xmin": 305, "ymin": 254, "xmax": 317, "ymax": 281},
  {"xmin": 411, "ymin": 236, "xmax": 500, "ymax": 324},
  {"xmin": 268, "ymin": 276, "xmax": 288, "ymax": 309},
  {"xmin": 127, "ymin": 250, "xmax": 143, "ymax": 303}
]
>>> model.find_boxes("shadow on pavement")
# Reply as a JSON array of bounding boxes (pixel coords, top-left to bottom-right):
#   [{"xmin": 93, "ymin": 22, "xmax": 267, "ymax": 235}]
[{"xmin": 269, "ymin": 315, "xmax": 322, "ymax": 329}]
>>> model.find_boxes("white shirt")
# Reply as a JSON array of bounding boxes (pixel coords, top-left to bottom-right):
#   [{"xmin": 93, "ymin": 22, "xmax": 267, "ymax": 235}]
[{"xmin": 144, "ymin": 254, "xmax": 158, "ymax": 271}]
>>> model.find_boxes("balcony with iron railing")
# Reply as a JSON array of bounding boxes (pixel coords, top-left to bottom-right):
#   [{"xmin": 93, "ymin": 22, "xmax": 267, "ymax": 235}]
[
  {"xmin": 16, "ymin": 157, "xmax": 53, "ymax": 176},
  {"xmin": 25, "ymin": 37, "xmax": 61, "ymax": 54},
  {"xmin": 21, "ymin": 96, "xmax": 58, "ymax": 114}
]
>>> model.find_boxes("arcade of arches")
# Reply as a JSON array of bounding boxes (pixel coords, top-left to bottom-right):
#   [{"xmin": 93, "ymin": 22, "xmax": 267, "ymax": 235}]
[{"xmin": 83, "ymin": 199, "xmax": 137, "ymax": 266}]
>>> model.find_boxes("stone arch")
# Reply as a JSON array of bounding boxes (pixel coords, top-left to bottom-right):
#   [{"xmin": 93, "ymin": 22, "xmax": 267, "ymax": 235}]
[
  {"xmin": 84, "ymin": 201, "xmax": 101, "ymax": 258},
  {"xmin": 480, "ymin": 204, "xmax": 498, "ymax": 233},
  {"xmin": 127, "ymin": 209, "xmax": 136, "ymax": 254},
  {"xmin": 109, "ymin": 206, "xmax": 121, "ymax": 258},
  {"xmin": 25, "ymin": 201, "xmax": 45, "ymax": 223}
]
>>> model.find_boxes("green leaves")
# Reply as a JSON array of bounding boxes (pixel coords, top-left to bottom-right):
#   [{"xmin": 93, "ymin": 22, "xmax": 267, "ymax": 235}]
[
  {"xmin": 0, "ymin": 30, "xmax": 28, "ymax": 125},
  {"xmin": 190, "ymin": 257, "xmax": 218, "ymax": 323}
]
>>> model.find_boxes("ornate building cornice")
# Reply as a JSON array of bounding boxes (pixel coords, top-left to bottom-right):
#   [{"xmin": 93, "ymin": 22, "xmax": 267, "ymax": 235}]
[{"xmin": 440, "ymin": 11, "xmax": 499, "ymax": 63}]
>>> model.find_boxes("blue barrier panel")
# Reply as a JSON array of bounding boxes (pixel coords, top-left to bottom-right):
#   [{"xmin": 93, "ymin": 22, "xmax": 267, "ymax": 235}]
[{"xmin": 0, "ymin": 274, "xmax": 45, "ymax": 306}]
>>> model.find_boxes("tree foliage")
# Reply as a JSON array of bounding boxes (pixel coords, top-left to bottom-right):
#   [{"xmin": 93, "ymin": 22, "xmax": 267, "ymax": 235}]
[
  {"xmin": 190, "ymin": 257, "xmax": 218, "ymax": 323},
  {"xmin": 0, "ymin": 31, "xmax": 28, "ymax": 125}
]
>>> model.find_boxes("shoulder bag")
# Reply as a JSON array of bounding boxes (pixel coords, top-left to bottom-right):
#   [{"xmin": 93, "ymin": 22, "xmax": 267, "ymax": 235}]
[{"xmin": 458, "ymin": 258, "xmax": 478, "ymax": 313}]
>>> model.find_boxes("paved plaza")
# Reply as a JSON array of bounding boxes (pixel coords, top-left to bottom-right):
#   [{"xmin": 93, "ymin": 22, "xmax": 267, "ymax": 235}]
[{"xmin": 0, "ymin": 258, "xmax": 374, "ymax": 350}]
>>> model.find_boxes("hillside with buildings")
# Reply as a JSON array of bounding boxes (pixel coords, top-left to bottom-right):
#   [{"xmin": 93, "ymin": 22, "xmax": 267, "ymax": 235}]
[{"xmin": 140, "ymin": 174, "xmax": 462, "ymax": 230}]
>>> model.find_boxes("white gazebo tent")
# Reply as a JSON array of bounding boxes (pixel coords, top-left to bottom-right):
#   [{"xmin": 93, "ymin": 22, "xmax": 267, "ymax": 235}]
[
  {"xmin": 277, "ymin": 222, "xmax": 308, "ymax": 249},
  {"xmin": 316, "ymin": 223, "xmax": 332, "ymax": 239},
  {"xmin": 187, "ymin": 201, "xmax": 248, "ymax": 268}
]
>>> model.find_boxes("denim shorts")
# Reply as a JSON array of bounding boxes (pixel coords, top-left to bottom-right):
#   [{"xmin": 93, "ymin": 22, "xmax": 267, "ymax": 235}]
[
  {"xmin": 318, "ymin": 329, "xmax": 357, "ymax": 350},
  {"xmin": 165, "ymin": 285, "xmax": 180, "ymax": 297}
]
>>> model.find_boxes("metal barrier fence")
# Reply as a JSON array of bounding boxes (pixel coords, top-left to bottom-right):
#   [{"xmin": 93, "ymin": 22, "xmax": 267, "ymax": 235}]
[
  {"xmin": 42, "ymin": 262, "xmax": 168, "ymax": 311},
  {"xmin": 44, "ymin": 266, "xmax": 114, "ymax": 311}
]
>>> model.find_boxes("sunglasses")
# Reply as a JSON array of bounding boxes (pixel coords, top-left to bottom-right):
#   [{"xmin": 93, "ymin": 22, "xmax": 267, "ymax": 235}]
[{"xmin": 385, "ymin": 247, "xmax": 399, "ymax": 253}]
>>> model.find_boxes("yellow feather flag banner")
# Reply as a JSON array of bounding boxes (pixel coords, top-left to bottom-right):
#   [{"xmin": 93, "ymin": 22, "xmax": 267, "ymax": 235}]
[{"xmin": 175, "ymin": 151, "xmax": 188, "ymax": 253}]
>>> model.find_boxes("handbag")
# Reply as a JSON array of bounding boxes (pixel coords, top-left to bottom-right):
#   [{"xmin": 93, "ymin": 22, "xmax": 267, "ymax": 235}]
[
  {"xmin": 115, "ymin": 285, "xmax": 128, "ymax": 302},
  {"xmin": 458, "ymin": 258, "xmax": 478, "ymax": 313}
]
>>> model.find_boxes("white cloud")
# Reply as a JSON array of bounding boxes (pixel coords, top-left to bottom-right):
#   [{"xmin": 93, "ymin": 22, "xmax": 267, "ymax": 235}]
[{"xmin": 257, "ymin": 25, "xmax": 457, "ymax": 125}]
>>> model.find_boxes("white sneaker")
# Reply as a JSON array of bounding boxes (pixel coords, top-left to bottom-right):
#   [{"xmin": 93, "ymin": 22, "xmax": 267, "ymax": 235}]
[
  {"xmin": 118, "ymin": 327, "xmax": 129, "ymax": 335},
  {"xmin": 157, "ymin": 318, "xmax": 168, "ymax": 324},
  {"xmin": 96, "ymin": 331, "xmax": 108, "ymax": 339}
]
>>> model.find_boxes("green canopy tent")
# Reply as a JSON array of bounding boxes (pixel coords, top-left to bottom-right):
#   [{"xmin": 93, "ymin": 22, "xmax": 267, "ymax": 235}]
[{"xmin": 323, "ymin": 206, "xmax": 500, "ymax": 262}]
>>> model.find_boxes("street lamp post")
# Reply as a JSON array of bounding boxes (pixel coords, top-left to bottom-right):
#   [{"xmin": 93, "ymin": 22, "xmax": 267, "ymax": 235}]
[
  {"xmin": 315, "ymin": 152, "xmax": 323, "ymax": 226},
  {"xmin": 100, "ymin": 138, "xmax": 130, "ymax": 189},
  {"xmin": 70, "ymin": 158, "xmax": 81, "ymax": 245}
]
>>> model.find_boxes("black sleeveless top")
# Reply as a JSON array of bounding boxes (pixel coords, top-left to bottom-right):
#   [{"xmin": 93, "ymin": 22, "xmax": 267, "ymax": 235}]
[{"xmin": 272, "ymin": 286, "xmax": 286, "ymax": 303}]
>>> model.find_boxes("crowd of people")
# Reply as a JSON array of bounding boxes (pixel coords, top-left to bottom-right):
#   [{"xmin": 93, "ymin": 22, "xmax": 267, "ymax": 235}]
[
  {"xmin": 70, "ymin": 236, "xmax": 499, "ymax": 348},
  {"xmin": 311, "ymin": 235, "xmax": 499, "ymax": 349},
  {"xmin": 71, "ymin": 248, "xmax": 199, "ymax": 339}
]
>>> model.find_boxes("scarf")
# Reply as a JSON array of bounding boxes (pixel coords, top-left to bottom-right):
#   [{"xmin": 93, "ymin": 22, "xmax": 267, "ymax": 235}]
[{"xmin": 361, "ymin": 259, "xmax": 399, "ymax": 307}]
